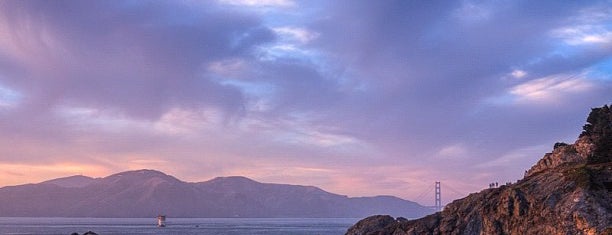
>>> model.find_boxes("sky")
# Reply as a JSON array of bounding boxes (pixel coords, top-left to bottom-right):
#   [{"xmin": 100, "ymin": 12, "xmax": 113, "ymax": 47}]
[{"xmin": 0, "ymin": 0, "xmax": 611, "ymax": 206}]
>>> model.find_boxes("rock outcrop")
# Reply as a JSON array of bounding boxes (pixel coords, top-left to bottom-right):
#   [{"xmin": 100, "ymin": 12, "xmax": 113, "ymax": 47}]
[
  {"xmin": 346, "ymin": 215, "xmax": 398, "ymax": 235},
  {"xmin": 347, "ymin": 105, "xmax": 612, "ymax": 235}
]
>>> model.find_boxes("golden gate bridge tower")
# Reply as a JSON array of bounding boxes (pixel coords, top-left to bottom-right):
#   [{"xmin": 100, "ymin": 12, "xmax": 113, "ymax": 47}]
[{"xmin": 435, "ymin": 181, "xmax": 441, "ymax": 212}]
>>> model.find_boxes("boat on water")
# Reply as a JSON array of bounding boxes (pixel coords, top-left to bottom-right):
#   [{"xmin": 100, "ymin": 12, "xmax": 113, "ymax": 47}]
[{"xmin": 157, "ymin": 215, "xmax": 166, "ymax": 227}]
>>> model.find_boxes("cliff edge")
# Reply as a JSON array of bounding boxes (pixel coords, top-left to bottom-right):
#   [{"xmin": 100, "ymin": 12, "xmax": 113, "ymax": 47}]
[{"xmin": 346, "ymin": 105, "xmax": 612, "ymax": 235}]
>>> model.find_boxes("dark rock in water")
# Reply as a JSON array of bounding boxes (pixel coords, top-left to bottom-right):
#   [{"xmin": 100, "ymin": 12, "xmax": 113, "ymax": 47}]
[
  {"xmin": 83, "ymin": 231, "xmax": 98, "ymax": 235},
  {"xmin": 345, "ymin": 215, "xmax": 396, "ymax": 235},
  {"xmin": 346, "ymin": 105, "xmax": 612, "ymax": 235}
]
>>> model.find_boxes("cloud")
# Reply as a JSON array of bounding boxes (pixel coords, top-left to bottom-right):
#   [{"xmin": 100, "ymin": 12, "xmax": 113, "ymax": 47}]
[
  {"xmin": 554, "ymin": 25, "xmax": 612, "ymax": 45},
  {"xmin": 0, "ymin": 1, "xmax": 275, "ymax": 120},
  {"xmin": 207, "ymin": 59, "xmax": 249, "ymax": 78},
  {"xmin": 0, "ymin": 162, "xmax": 109, "ymax": 186},
  {"xmin": 510, "ymin": 72, "xmax": 594, "ymax": 103},
  {"xmin": 453, "ymin": 1, "xmax": 495, "ymax": 23},
  {"xmin": 437, "ymin": 144, "xmax": 469, "ymax": 158},
  {"xmin": 273, "ymin": 27, "xmax": 319, "ymax": 44},
  {"xmin": 153, "ymin": 108, "xmax": 224, "ymax": 135},
  {"xmin": 0, "ymin": 83, "xmax": 21, "ymax": 108},
  {"xmin": 476, "ymin": 144, "xmax": 548, "ymax": 169},
  {"xmin": 0, "ymin": 0, "xmax": 610, "ymax": 204},
  {"xmin": 551, "ymin": 4, "xmax": 612, "ymax": 46},
  {"xmin": 217, "ymin": 0, "xmax": 295, "ymax": 8},
  {"xmin": 511, "ymin": 69, "xmax": 528, "ymax": 79}
]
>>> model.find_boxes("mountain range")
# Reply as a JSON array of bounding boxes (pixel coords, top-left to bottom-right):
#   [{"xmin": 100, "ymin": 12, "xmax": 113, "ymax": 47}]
[{"xmin": 0, "ymin": 170, "xmax": 432, "ymax": 218}]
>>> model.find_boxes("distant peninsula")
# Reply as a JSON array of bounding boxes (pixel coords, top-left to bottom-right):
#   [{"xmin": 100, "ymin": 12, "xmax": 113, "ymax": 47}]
[{"xmin": 0, "ymin": 170, "xmax": 432, "ymax": 218}]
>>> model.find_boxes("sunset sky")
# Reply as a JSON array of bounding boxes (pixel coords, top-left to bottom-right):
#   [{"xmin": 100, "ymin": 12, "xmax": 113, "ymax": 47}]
[{"xmin": 0, "ymin": 0, "xmax": 611, "ymax": 205}]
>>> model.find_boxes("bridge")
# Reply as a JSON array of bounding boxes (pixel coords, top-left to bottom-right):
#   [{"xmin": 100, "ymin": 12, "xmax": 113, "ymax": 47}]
[{"xmin": 414, "ymin": 181, "xmax": 467, "ymax": 211}]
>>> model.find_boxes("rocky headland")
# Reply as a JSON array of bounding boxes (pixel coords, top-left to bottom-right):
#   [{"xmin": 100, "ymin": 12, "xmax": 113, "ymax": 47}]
[{"xmin": 347, "ymin": 105, "xmax": 612, "ymax": 235}]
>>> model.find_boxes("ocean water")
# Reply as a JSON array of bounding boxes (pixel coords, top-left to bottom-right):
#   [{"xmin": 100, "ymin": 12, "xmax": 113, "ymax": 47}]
[{"xmin": 0, "ymin": 217, "xmax": 358, "ymax": 235}]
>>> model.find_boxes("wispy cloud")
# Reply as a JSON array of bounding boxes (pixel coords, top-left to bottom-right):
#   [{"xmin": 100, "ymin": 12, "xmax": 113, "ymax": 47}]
[
  {"xmin": 476, "ymin": 144, "xmax": 548, "ymax": 169},
  {"xmin": 217, "ymin": 0, "xmax": 295, "ymax": 8},
  {"xmin": 0, "ymin": 84, "xmax": 22, "ymax": 108},
  {"xmin": 554, "ymin": 25, "xmax": 612, "ymax": 45},
  {"xmin": 510, "ymin": 72, "xmax": 594, "ymax": 103},
  {"xmin": 551, "ymin": 5, "xmax": 612, "ymax": 46},
  {"xmin": 0, "ymin": 162, "xmax": 109, "ymax": 185},
  {"xmin": 437, "ymin": 144, "xmax": 469, "ymax": 158},
  {"xmin": 453, "ymin": 1, "xmax": 495, "ymax": 23},
  {"xmin": 511, "ymin": 69, "xmax": 527, "ymax": 79},
  {"xmin": 273, "ymin": 27, "xmax": 319, "ymax": 44}
]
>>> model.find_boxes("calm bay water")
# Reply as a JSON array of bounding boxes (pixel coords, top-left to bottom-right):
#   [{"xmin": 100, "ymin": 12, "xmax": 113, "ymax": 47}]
[{"xmin": 0, "ymin": 217, "xmax": 358, "ymax": 235}]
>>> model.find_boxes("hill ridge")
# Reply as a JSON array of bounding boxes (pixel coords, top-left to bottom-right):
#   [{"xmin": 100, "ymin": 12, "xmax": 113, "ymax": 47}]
[{"xmin": 0, "ymin": 169, "xmax": 433, "ymax": 218}]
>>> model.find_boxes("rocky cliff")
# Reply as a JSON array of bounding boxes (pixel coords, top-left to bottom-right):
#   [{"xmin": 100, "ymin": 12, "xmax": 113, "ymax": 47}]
[{"xmin": 347, "ymin": 105, "xmax": 612, "ymax": 235}]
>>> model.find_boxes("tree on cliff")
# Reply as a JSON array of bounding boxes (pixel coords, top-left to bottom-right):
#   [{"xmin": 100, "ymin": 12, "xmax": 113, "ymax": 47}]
[{"xmin": 581, "ymin": 105, "xmax": 612, "ymax": 164}]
